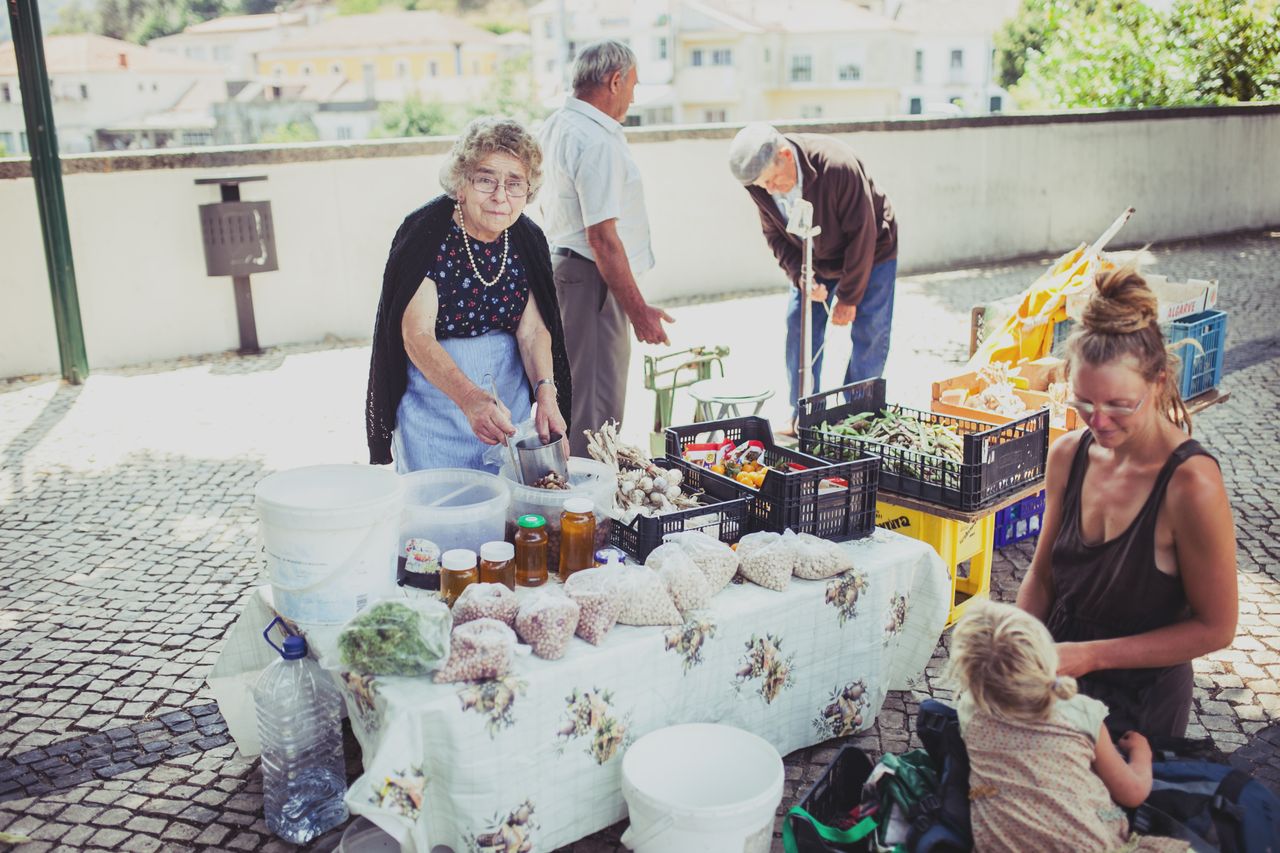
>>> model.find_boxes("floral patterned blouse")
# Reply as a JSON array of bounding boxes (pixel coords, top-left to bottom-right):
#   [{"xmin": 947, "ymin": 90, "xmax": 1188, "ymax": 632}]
[{"xmin": 429, "ymin": 221, "xmax": 529, "ymax": 339}]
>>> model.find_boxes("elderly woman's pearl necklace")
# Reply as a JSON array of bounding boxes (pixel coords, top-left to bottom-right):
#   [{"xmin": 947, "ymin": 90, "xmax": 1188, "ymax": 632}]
[{"xmin": 456, "ymin": 205, "xmax": 509, "ymax": 288}]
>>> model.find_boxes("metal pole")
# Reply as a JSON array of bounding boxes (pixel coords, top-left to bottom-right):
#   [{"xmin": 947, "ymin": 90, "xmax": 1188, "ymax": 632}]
[
  {"xmin": 7, "ymin": 0, "xmax": 89, "ymax": 384},
  {"xmin": 786, "ymin": 199, "xmax": 822, "ymax": 403},
  {"xmin": 219, "ymin": 183, "xmax": 261, "ymax": 355}
]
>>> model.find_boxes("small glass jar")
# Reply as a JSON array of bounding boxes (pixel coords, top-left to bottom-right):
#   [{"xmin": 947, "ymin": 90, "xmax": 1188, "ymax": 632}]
[
  {"xmin": 478, "ymin": 541, "xmax": 516, "ymax": 590},
  {"xmin": 514, "ymin": 514, "xmax": 548, "ymax": 587},
  {"xmin": 558, "ymin": 498, "xmax": 596, "ymax": 582},
  {"xmin": 439, "ymin": 548, "xmax": 478, "ymax": 607}
]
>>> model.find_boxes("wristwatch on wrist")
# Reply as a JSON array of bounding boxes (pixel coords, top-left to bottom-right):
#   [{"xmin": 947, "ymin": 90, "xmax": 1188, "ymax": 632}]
[{"xmin": 533, "ymin": 378, "xmax": 556, "ymax": 397}]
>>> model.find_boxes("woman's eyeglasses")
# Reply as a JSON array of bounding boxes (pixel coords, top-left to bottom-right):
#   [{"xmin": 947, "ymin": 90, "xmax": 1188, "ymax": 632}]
[
  {"xmin": 470, "ymin": 174, "xmax": 529, "ymax": 198},
  {"xmin": 1067, "ymin": 389, "xmax": 1149, "ymax": 419}
]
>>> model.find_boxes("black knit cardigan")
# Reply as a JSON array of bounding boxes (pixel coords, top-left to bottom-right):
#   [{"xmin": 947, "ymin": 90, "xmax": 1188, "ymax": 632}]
[{"xmin": 365, "ymin": 194, "xmax": 573, "ymax": 465}]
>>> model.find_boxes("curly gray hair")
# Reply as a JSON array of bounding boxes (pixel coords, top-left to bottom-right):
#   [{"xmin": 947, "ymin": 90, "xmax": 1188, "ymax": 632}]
[
  {"xmin": 571, "ymin": 39, "xmax": 637, "ymax": 94},
  {"xmin": 439, "ymin": 116, "xmax": 542, "ymax": 202}
]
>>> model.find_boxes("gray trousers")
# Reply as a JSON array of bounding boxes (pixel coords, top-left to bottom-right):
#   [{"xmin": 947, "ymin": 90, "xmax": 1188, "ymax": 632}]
[{"xmin": 552, "ymin": 254, "xmax": 631, "ymax": 458}]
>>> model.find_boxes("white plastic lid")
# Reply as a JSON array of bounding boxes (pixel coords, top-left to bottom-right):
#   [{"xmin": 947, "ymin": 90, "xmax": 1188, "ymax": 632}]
[
  {"xmin": 441, "ymin": 548, "xmax": 477, "ymax": 572},
  {"xmin": 563, "ymin": 497, "xmax": 594, "ymax": 514},
  {"xmin": 480, "ymin": 541, "xmax": 514, "ymax": 562}
]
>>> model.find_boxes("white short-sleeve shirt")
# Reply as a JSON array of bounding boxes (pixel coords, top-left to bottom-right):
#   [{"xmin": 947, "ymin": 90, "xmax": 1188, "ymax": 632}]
[{"xmin": 537, "ymin": 97, "xmax": 655, "ymax": 275}]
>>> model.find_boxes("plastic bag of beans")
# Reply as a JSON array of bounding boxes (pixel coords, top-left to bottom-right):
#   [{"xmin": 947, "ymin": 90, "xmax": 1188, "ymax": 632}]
[
  {"xmin": 615, "ymin": 564, "xmax": 682, "ymax": 627},
  {"xmin": 452, "ymin": 582, "xmax": 518, "ymax": 628},
  {"xmin": 515, "ymin": 591, "xmax": 580, "ymax": 660},
  {"xmin": 433, "ymin": 618, "xmax": 516, "ymax": 683},
  {"xmin": 645, "ymin": 543, "xmax": 711, "ymax": 614},
  {"xmin": 564, "ymin": 567, "xmax": 623, "ymax": 645},
  {"xmin": 736, "ymin": 531, "xmax": 795, "ymax": 592},
  {"xmin": 661, "ymin": 531, "xmax": 739, "ymax": 593}
]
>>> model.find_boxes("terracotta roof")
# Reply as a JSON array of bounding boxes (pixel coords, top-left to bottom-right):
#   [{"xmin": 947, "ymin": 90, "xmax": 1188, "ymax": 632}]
[
  {"xmin": 0, "ymin": 34, "xmax": 226, "ymax": 76},
  {"xmin": 258, "ymin": 10, "xmax": 499, "ymax": 56}
]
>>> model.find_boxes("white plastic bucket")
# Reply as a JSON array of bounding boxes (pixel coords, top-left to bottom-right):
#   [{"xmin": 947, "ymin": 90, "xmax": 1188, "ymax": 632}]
[
  {"xmin": 255, "ymin": 465, "xmax": 404, "ymax": 629},
  {"xmin": 621, "ymin": 723, "xmax": 784, "ymax": 853}
]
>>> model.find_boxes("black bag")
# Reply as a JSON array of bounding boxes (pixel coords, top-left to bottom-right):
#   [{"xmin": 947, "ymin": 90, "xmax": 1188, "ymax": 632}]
[
  {"xmin": 1133, "ymin": 760, "xmax": 1280, "ymax": 853},
  {"xmin": 909, "ymin": 699, "xmax": 973, "ymax": 853}
]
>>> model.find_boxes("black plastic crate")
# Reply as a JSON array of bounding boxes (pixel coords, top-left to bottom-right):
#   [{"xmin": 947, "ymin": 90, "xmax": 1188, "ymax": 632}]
[
  {"xmin": 799, "ymin": 378, "xmax": 1048, "ymax": 511},
  {"xmin": 608, "ymin": 458, "xmax": 752, "ymax": 562},
  {"xmin": 788, "ymin": 744, "xmax": 876, "ymax": 852},
  {"xmin": 664, "ymin": 416, "xmax": 879, "ymax": 541}
]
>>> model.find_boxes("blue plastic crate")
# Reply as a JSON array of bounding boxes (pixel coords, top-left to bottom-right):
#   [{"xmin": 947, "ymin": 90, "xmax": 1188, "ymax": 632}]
[
  {"xmin": 1168, "ymin": 309, "xmax": 1227, "ymax": 399},
  {"xmin": 995, "ymin": 490, "xmax": 1046, "ymax": 548}
]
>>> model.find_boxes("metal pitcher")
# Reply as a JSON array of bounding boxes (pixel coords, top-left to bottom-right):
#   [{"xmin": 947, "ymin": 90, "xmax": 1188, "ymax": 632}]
[{"xmin": 514, "ymin": 433, "xmax": 569, "ymax": 485}]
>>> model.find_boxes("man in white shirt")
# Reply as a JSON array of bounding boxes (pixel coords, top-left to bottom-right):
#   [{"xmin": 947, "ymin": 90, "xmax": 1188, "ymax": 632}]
[{"xmin": 538, "ymin": 39, "xmax": 673, "ymax": 456}]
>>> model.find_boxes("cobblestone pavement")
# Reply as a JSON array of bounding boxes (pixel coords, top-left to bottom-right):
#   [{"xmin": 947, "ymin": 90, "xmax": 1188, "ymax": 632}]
[{"xmin": 1, "ymin": 230, "xmax": 1276, "ymax": 851}]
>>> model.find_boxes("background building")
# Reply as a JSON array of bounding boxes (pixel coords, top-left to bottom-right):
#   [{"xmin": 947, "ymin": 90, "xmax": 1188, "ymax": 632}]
[
  {"xmin": 148, "ymin": 11, "xmax": 312, "ymax": 80},
  {"xmin": 893, "ymin": 0, "xmax": 1019, "ymax": 115},
  {"xmin": 0, "ymin": 34, "xmax": 226, "ymax": 152},
  {"xmin": 530, "ymin": 0, "xmax": 915, "ymax": 125}
]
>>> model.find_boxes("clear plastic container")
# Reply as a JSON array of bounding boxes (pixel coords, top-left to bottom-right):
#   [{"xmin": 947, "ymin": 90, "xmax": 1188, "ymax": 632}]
[
  {"xmin": 500, "ymin": 458, "xmax": 614, "ymax": 571},
  {"xmin": 400, "ymin": 468, "xmax": 510, "ymax": 555},
  {"xmin": 254, "ymin": 618, "xmax": 348, "ymax": 845}
]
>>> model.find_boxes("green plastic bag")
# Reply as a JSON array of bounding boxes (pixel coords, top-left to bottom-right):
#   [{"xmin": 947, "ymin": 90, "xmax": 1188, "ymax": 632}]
[
  {"xmin": 875, "ymin": 750, "xmax": 939, "ymax": 815},
  {"xmin": 782, "ymin": 805, "xmax": 878, "ymax": 853}
]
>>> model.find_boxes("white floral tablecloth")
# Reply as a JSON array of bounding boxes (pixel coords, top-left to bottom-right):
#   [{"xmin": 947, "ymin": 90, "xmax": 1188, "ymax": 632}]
[{"xmin": 320, "ymin": 529, "xmax": 950, "ymax": 853}]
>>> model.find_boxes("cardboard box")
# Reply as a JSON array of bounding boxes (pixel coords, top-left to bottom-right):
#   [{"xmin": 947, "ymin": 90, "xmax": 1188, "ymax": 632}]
[
  {"xmin": 1011, "ymin": 357, "xmax": 1066, "ymax": 392},
  {"xmin": 1066, "ymin": 275, "xmax": 1218, "ymax": 326},
  {"xmin": 931, "ymin": 371, "xmax": 1080, "ymax": 445}
]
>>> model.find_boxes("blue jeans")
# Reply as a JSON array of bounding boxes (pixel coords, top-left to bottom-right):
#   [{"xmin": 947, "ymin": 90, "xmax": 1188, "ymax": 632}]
[{"xmin": 785, "ymin": 258, "xmax": 897, "ymax": 416}]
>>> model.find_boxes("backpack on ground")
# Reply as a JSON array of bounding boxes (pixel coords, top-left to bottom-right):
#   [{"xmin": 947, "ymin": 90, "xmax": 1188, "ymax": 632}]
[
  {"xmin": 909, "ymin": 698, "xmax": 973, "ymax": 853},
  {"xmin": 1133, "ymin": 760, "xmax": 1280, "ymax": 853}
]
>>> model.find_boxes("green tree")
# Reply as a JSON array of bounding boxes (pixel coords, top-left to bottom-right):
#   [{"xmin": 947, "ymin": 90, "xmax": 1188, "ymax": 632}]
[
  {"xmin": 51, "ymin": 1, "xmax": 98, "ymax": 34},
  {"xmin": 237, "ymin": 0, "xmax": 278, "ymax": 13},
  {"xmin": 993, "ymin": 0, "xmax": 1095, "ymax": 90},
  {"xmin": 1010, "ymin": 1, "xmax": 1185, "ymax": 109},
  {"xmin": 467, "ymin": 54, "xmax": 545, "ymax": 125},
  {"xmin": 0, "ymin": 141, "xmax": 8, "ymax": 158},
  {"xmin": 372, "ymin": 95, "xmax": 463, "ymax": 138},
  {"xmin": 1000, "ymin": 0, "xmax": 1280, "ymax": 108},
  {"xmin": 336, "ymin": 0, "xmax": 381, "ymax": 14},
  {"xmin": 1169, "ymin": 0, "xmax": 1280, "ymax": 102},
  {"xmin": 260, "ymin": 120, "xmax": 319, "ymax": 143}
]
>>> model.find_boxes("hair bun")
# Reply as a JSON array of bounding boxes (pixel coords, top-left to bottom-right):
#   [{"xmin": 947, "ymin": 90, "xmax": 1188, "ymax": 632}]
[{"xmin": 1083, "ymin": 266, "xmax": 1158, "ymax": 335}]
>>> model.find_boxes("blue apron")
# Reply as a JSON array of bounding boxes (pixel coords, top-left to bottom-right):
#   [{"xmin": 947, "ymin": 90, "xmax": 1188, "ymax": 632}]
[{"xmin": 392, "ymin": 331, "xmax": 531, "ymax": 474}]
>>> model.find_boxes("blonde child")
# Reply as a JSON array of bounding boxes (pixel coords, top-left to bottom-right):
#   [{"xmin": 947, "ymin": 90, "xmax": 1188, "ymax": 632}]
[{"xmin": 946, "ymin": 600, "xmax": 1187, "ymax": 852}]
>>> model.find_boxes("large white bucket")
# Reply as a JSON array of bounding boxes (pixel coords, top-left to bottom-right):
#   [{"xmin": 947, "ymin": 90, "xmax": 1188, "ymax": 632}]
[
  {"xmin": 255, "ymin": 465, "xmax": 404, "ymax": 630},
  {"xmin": 621, "ymin": 724, "xmax": 784, "ymax": 853}
]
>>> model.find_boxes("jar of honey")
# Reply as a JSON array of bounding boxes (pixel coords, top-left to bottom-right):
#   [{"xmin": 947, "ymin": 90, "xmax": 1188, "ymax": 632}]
[
  {"xmin": 558, "ymin": 498, "xmax": 596, "ymax": 582},
  {"xmin": 479, "ymin": 541, "xmax": 516, "ymax": 590},
  {"xmin": 440, "ymin": 548, "xmax": 478, "ymax": 607},
  {"xmin": 514, "ymin": 514, "xmax": 548, "ymax": 588}
]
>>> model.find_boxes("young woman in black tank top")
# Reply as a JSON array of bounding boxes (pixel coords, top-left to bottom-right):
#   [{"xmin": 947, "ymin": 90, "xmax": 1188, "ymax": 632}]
[{"xmin": 1016, "ymin": 267, "xmax": 1237, "ymax": 739}]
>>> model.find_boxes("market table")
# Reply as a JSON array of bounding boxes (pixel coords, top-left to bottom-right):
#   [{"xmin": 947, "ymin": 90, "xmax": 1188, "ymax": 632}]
[{"xmin": 216, "ymin": 529, "xmax": 949, "ymax": 853}]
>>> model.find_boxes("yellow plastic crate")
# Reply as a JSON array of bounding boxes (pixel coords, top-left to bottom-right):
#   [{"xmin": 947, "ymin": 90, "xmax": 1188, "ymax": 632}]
[{"xmin": 876, "ymin": 499, "xmax": 995, "ymax": 627}]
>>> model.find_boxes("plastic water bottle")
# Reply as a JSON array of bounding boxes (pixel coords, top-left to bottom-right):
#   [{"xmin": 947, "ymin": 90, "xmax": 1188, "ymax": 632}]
[{"xmin": 254, "ymin": 617, "xmax": 349, "ymax": 844}]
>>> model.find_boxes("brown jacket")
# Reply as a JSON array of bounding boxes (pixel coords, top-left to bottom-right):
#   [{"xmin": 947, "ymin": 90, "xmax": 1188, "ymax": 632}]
[{"xmin": 746, "ymin": 133, "xmax": 897, "ymax": 306}]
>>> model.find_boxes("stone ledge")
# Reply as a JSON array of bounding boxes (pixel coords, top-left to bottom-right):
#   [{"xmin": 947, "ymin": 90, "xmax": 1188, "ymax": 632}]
[{"xmin": 2, "ymin": 103, "xmax": 1278, "ymax": 180}]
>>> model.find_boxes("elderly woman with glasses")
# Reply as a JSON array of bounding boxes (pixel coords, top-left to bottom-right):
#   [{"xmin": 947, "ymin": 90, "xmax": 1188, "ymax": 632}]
[
  {"xmin": 366, "ymin": 116, "xmax": 571, "ymax": 472},
  {"xmin": 1016, "ymin": 266, "xmax": 1237, "ymax": 739}
]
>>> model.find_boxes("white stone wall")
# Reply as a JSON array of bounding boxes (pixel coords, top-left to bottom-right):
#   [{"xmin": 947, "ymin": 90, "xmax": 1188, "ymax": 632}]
[{"xmin": 2, "ymin": 107, "xmax": 1278, "ymax": 378}]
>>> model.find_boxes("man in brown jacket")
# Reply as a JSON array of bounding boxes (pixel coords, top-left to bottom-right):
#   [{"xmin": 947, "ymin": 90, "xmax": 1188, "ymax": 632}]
[{"xmin": 728, "ymin": 123, "xmax": 898, "ymax": 433}]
